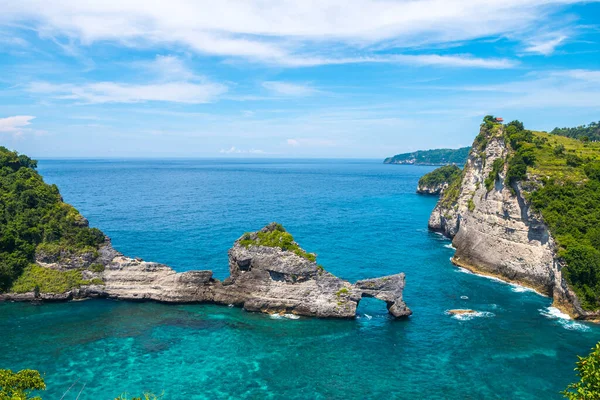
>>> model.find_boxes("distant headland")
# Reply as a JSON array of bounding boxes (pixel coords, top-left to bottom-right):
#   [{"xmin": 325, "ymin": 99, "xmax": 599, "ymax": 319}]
[{"xmin": 383, "ymin": 147, "xmax": 470, "ymax": 166}]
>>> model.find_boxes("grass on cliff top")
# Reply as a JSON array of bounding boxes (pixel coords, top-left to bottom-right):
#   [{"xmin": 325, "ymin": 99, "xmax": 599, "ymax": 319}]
[
  {"xmin": 527, "ymin": 131, "xmax": 600, "ymax": 182},
  {"xmin": 10, "ymin": 264, "xmax": 103, "ymax": 294},
  {"xmin": 239, "ymin": 225, "xmax": 317, "ymax": 262}
]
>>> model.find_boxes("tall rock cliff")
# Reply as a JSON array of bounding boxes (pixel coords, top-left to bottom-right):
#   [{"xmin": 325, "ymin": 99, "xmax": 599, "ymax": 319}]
[{"xmin": 428, "ymin": 123, "xmax": 596, "ymax": 320}]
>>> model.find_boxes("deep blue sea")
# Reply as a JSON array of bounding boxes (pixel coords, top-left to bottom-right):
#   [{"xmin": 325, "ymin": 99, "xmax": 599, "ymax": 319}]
[{"xmin": 1, "ymin": 159, "xmax": 598, "ymax": 399}]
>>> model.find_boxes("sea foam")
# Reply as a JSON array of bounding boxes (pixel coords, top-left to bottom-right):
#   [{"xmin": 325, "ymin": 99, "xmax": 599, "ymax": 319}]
[
  {"xmin": 445, "ymin": 310, "xmax": 495, "ymax": 321},
  {"xmin": 539, "ymin": 307, "xmax": 591, "ymax": 332}
]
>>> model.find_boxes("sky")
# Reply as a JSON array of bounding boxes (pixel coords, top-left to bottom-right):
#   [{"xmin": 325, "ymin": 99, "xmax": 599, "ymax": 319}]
[{"xmin": 0, "ymin": 1, "xmax": 599, "ymax": 158}]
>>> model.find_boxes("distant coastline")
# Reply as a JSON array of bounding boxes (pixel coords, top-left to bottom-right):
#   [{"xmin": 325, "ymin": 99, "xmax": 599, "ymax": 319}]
[{"xmin": 383, "ymin": 147, "xmax": 470, "ymax": 166}]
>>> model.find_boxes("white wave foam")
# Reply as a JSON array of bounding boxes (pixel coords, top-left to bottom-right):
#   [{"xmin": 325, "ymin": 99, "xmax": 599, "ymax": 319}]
[
  {"xmin": 540, "ymin": 306, "xmax": 571, "ymax": 320},
  {"xmin": 460, "ymin": 295, "xmax": 469, "ymax": 300},
  {"xmin": 539, "ymin": 307, "xmax": 591, "ymax": 332},
  {"xmin": 364, "ymin": 314, "xmax": 373, "ymax": 320},
  {"xmin": 510, "ymin": 284, "xmax": 536, "ymax": 293},
  {"xmin": 446, "ymin": 310, "xmax": 495, "ymax": 321},
  {"xmin": 444, "ymin": 243, "xmax": 455, "ymax": 250},
  {"xmin": 455, "ymin": 266, "xmax": 473, "ymax": 275},
  {"xmin": 270, "ymin": 313, "xmax": 301, "ymax": 320}
]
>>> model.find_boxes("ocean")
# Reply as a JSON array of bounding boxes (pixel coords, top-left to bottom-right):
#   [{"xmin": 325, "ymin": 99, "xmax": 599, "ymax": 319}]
[{"xmin": 1, "ymin": 159, "xmax": 597, "ymax": 399}]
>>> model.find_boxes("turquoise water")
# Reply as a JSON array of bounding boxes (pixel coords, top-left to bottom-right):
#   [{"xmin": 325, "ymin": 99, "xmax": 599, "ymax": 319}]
[{"xmin": 1, "ymin": 159, "xmax": 598, "ymax": 399}]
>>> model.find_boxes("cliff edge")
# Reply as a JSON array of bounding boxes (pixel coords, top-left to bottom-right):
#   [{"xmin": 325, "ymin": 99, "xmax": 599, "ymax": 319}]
[{"xmin": 428, "ymin": 117, "xmax": 600, "ymax": 320}]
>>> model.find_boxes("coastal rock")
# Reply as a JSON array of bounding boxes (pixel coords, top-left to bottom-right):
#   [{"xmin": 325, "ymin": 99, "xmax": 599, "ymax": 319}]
[
  {"xmin": 355, "ymin": 274, "xmax": 411, "ymax": 317},
  {"xmin": 222, "ymin": 223, "xmax": 411, "ymax": 318},
  {"xmin": 447, "ymin": 309, "xmax": 477, "ymax": 316},
  {"xmin": 428, "ymin": 124, "xmax": 598, "ymax": 320},
  {"xmin": 416, "ymin": 182, "xmax": 448, "ymax": 195},
  {"xmin": 1, "ymin": 224, "xmax": 411, "ymax": 319}
]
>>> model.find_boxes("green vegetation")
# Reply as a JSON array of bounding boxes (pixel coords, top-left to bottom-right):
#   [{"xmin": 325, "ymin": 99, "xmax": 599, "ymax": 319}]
[
  {"xmin": 0, "ymin": 369, "xmax": 45, "ymax": 400},
  {"xmin": 485, "ymin": 158, "xmax": 505, "ymax": 191},
  {"xmin": 418, "ymin": 165, "xmax": 461, "ymax": 190},
  {"xmin": 240, "ymin": 224, "xmax": 317, "ymax": 262},
  {"xmin": 552, "ymin": 121, "xmax": 600, "ymax": 142},
  {"xmin": 467, "ymin": 198, "xmax": 475, "ymax": 212},
  {"xmin": 562, "ymin": 343, "xmax": 600, "ymax": 399},
  {"xmin": 384, "ymin": 147, "xmax": 470, "ymax": 165},
  {"xmin": 336, "ymin": 287, "xmax": 349, "ymax": 297},
  {"xmin": 9, "ymin": 264, "xmax": 100, "ymax": 294},
  {"xmin": 439, "ymin": 169, "xmax": 464, "ymax": 209},
  {"xmin": 0, "ymin": 147, "xmax": 105, "ymax": 292}
]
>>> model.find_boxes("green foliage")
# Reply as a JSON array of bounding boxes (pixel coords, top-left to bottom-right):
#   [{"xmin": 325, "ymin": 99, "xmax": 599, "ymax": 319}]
[
  {"xmin": 384, "ymin": 147, "xmax": 470, "ymax": 166},
  {"xmin": 10, "ymin": 264, "xmax": 89, "ymax": 294},
  {"xmin": 585, "ymin": 162, "xmax": 600, "ymax": 181},
  {"xmin": 485, "ymin": 158, "xmax": 505, "ymax": 191},
  {"xmin": 467, "ymin": 198, "xmax": 475, "ymax": 212},
  {"xmin": 566, "ymin": 154, "xmax": 584, "ymax": 167},
  {"xmin": 240, "ymin": 226, "xmax": 316, "ymax": 262},
  {"xmin": 503, "ymin": 124, "xmax": 536, "ymax": 186},
  {"xmin": 530, "ymin": 179, "xmax": 600, "ymax": 309},
  {"xmin": 336, "ymin": 287, "xmax": 349, "ymax": 297},
  {"xmin": 562, "ymin": 343, "xmax": 600, "ymax": 399},
  {"xmin": 90, "ymin": 263, "xmax": 105, "ymax": 273},
  {"xmin": 439, "ymin": 169, "xmax": 464, "ymax": 208},
  {"xmin": 418, "ymin": 165, "xmax": 461, "ymax": 189},
  {"xmin": 0, "ymin": 147, "xmax": 105, "ymax": 291},
  {"xmin": 552, "ymin": 121, "xmax": 600, "ymax": 142},
  {"xmin": 0, "ymin": 369, "xmax": 45, "ymax": 400}
]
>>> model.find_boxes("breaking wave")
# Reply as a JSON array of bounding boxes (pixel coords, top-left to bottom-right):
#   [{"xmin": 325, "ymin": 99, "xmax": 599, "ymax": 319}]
[{"xmin": 539, "ymin": 307, "xmax": 591, "ymax": 332}]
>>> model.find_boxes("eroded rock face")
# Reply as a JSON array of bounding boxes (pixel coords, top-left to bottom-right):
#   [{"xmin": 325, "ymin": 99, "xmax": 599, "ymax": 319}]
[
  {"xmin": 427, "ymin": 125, "xmax": 597, "ymax": 320},
  {"xmin": 1, "ymin": 224, "xmax": 412, "ymax": 319},
  {"xmin": 417, "ymin": 182, "xmax": 448, "ymax": 195},
  {"xmin": 223, "ymin": 224, "xmax": 411, "ymax": 318}
]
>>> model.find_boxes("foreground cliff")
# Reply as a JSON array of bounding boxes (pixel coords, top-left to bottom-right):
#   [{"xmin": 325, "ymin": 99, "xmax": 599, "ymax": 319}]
[{"xmin": 428, "ymin": 116, "xmax": 600, "ymax": 320}]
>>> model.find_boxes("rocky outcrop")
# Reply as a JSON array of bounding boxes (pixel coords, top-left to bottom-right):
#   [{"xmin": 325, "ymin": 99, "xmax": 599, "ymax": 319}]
[
  {"xmin": 417, "ymin": 182, "xmax": 448, "ymax": 195},
  {"xmin": 427, "ymin": 124, "xmax": 598, "ymax": 320},
  {"xmin": 1, "ymin": 224, "xmax": 411, "ymax": 319}
]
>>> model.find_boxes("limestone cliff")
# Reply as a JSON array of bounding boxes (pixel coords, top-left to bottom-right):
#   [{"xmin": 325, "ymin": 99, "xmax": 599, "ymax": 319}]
[
  {"xmin": 428, "ymin": 124, "xmax": 597, "ymax": 320},
  {"xmin": 1, "ymin": 223, "xmax": 411, "ymax": 319}
]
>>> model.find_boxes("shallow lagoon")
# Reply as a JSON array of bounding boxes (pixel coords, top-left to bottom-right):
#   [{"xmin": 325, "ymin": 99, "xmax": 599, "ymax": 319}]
[{"xmin": 1, "ymin": 159, "xmax": 597, "ymax": 399}]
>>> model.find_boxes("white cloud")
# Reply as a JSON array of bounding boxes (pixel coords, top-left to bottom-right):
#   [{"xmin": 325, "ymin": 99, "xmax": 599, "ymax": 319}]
[
  {"xmin": 524, "ymin": 35, "xmax": 567, "ymax": 55},
  {"xmin": 287, "ymin": 139, "xmax": 299, "ymax": 146},
  {"xmin": 2, "ymin": 0, "xmax": 582, "ymax": 67},
  {"xmin": 219, "ymin": 146, "xmax": 265, "ymax": 154},
  {"xmin": 263, "ymin": 81, "xmax": 319, "ymax": 96},
  {"xmin": 139, "ymin": 55, "xmax": 199, "ymax": 81},
  {"xmin": 27, "ymin": 80, "xmax": 226, "ymax": 104},
  {"xmin": 0, "ymin": 115, "xmax": 36, "ymax": 135}
]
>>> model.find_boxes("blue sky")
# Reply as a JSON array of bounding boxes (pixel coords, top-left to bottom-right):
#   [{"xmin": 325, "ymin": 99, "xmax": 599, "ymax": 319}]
[{"xmin": 0, "ymin": 0, "xmax": 599, "ymax": 158}]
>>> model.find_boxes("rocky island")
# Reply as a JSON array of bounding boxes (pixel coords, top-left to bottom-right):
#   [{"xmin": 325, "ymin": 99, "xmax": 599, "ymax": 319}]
[
  {"xmin": 0, "ymin": 147, "xmax": 410, "ymax": 319},
  {"xmin": 425, "ymin": 116, "xmax": 600, "ymax": 320}
]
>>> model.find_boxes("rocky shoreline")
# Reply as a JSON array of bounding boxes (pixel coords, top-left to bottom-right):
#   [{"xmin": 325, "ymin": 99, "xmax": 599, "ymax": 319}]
[{"xmin": 0, "ymin": 223, "xmax": 411, "ymax": 319}]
